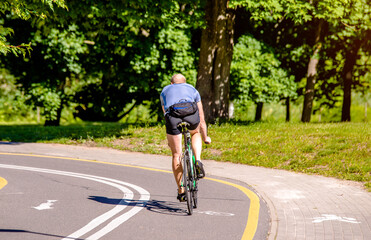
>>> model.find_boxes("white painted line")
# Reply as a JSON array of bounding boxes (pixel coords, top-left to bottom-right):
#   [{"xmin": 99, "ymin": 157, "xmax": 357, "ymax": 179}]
[
  {"xmin": 83, "ymin": 176, "xmax": 150, "ymax": 240},
  {"xmin": 0, "ymin": 163, "xmax": 150, "ymax": 239},
  {"xmin": 33, "ymin": 200, "xmax": 58, "ymax": 210},
  {"xmin": 88, "ymin": 192, "xmax": 149, "ymax": 239},
  {"xmin": 69, "ymin": 175, "xmax": 150, "ymax": 239}
]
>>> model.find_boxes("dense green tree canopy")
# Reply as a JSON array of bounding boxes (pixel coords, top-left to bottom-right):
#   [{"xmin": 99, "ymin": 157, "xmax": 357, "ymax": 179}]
[
  {"xmin": 2, "ymin": 1, "xmax": 202, "ymax": 124},
  {"xmin": 0, "ymin": 0, "xmax": 369, "ymax": 124}
]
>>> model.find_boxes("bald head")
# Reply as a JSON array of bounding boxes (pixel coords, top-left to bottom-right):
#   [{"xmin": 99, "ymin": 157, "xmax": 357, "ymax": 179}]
[{"xmin": 171, "ymin": 74, "xmax": 186, "ymax": 84}]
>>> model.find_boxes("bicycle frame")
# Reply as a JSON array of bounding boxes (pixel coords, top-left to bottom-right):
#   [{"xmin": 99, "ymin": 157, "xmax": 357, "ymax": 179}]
[{"xmin": 178, "ymin": 122, "xmax": 198, "ymax": 215}]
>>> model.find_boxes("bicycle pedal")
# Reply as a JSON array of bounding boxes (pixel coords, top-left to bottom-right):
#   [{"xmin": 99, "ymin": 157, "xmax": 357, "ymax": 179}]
[{"xmin": 177, "ymin": 192, "xmax": 187, "ymax": 202}]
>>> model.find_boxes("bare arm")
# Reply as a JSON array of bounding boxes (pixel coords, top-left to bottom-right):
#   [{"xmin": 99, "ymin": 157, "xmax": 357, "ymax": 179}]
[
  {"xmin": 197, "ymin": 101, "xmax": 211, "ymax": 144},
  {"xmin": 161, "ymin": 105, "xmax": 166, "ymax": 114}
]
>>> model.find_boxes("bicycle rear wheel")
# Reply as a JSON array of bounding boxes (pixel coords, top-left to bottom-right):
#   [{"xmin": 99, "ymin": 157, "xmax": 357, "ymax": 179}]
[{"xmin": 183, "ymin": 153, "xmax": 193, "ymax": 215}]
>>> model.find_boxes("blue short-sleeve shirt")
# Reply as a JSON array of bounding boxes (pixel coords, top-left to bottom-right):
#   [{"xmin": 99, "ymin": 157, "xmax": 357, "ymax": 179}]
[{"xmin": 160, "ymin": 83, "xmax": 201, "ymax": 111}]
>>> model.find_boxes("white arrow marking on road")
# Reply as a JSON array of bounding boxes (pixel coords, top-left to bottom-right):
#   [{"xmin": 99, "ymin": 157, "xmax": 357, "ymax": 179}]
[
  {"xmin": 33, "ymin": 200, "xmax": 58, "ymax": 210},
  {"xmin": 0, "ymin": 163, "xmax": 150, "ymax": 240}
]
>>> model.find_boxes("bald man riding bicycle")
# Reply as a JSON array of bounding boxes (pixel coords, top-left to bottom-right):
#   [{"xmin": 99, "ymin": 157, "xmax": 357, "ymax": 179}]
[{"xmin": 160, "ymin": 74, "xmax": 211, "ymax": 201}]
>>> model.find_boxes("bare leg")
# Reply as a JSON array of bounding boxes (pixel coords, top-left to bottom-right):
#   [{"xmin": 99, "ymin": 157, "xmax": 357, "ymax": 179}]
[
  {"xmin": 167, "ymin": 134, "xmax": 184, "ymax": 194},
  {"xmin": 190, "ymin": 127, "xmax": 202, "ymax": 160},
  {"xmin": 190, "ymin": 126, "xmax": 206, "ymax": 178}
]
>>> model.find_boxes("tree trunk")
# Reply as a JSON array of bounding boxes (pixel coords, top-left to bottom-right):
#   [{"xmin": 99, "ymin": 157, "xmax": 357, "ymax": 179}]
[
  {"xmin": 301, "ymin": 19, "xmax": 324, "ymax": 122},
  {"xmin": 196, "ymin": 0, "xmax": 235, "ymax": 123},
  {"xmin": 44, "ymin": 105, "xmax": 62, "ymax": 126},
  {"xmin": 341, "ymin": 63, "xmax": 353, "ymax": 122},
  {"xmin": 341, "ymin": 31, "xmax": 371, "ymax": 121},
  {"xmin": 286, "ymin": 97, "xmax": 290, "ymax": 122},
  {"xmin": 255, "ymin": 102, "xmax": 263, "ymax": 121}
]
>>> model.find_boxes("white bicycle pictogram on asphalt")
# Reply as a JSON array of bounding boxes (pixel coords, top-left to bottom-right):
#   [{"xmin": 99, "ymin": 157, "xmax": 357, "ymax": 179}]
[{"xmin": 312, "ymin": 214, "xmax": 361, "ymax": 224}]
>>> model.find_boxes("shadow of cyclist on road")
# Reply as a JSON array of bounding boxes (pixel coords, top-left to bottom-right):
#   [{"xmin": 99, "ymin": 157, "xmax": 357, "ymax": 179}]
[{"xmin": 88, "ymin": 196, "xmax": 187, "ymax": 216}]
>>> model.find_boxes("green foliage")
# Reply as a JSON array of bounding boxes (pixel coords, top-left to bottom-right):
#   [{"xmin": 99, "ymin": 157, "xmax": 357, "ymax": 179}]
[
  {"xmin": 131, "ymin": 25, "xmax": 197, "ymax": 86},
  {"xmin": 231, "ymin": 0, "xmax": 369, "ymax": 123},
  {"xmin": 231, "ymin": 0, "xmax": 348, "ymax": 23},
  {"xmin": 0, "ymin": 0, "xmax": 67, "ymax": 21},
  {"xmin": 3, "ymin": 22, "xmax": 88, "ymax": 123},
  {"xmin": 0, "ymin": 0, "xmax": 67, "ymax": 56},
  {"xmin": 33, "ymin": 24, "xmax": 88, "ymax": 74},
  {"xmin": 313, "ymin": 0, "xmax": 371, "ymax": 114},
  {"xmin": 0, "ymin": 24, "xmax": 32, "ymax": 57},
  {"xmin": 230, "ymin": 35, "xmax": 297, "ymax": 105},
  {"xmin": 28, "ymin": 83, "xmax": 61, "ymax": 121},
  {"xmin": 352, "ymin": 91, "xmax": 371, "ymax": 122},
  {"xmin": 0, "ymin": 68, "xmax": 34, "ymax": 122},
  {"xmin": 69, "ymin": 1, "xmax": 200, "ymax": 121},
  {"xmin": 128, "ymin": 24, "xmax": 198, "ymax": 117}
]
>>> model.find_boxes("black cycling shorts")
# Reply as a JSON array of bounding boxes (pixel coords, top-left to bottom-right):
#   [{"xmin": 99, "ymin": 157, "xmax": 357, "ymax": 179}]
[{"xmin": 165, "ymin": 109, "xmax": 200, "ymax": 135}]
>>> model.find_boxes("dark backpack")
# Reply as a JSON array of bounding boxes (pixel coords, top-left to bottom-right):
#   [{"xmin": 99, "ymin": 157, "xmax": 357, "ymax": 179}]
[{"xmin": 169, "ymin": 101, "xmax": 198, "ymax": 118}]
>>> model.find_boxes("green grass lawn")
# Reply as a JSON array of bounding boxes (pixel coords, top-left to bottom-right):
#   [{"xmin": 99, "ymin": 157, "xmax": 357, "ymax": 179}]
[{"xmin": 0, "ymin": 122, "xmax": 370, "ymax": 190}]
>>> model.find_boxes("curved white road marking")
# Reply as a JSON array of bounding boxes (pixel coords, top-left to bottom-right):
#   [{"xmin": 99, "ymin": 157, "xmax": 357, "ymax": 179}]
[
  {"xmin": 84, "ymin": 177, "xmax": 150, "ymax": 240},
  {"xmin": 0, "ymin": 163, "xmax": 150, "ymax": 240},
  {"xmin": 65, "ymin": 175, "xmax": 150, "ymax": 240},
  {"xmin": 0, "ymin": 163, "xmax": 134, "ymax": 238}
]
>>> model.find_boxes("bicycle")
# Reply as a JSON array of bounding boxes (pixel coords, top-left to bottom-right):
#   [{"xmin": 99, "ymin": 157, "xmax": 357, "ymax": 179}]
[{"xmin": 178, "ymin": 122, "xmax": 198, "ymax": 215}]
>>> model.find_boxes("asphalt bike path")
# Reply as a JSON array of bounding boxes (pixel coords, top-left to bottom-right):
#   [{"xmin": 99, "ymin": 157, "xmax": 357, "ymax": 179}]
[
  {"xmin": 0, "ymin": 144, "xmax": 269, "ymax": 240},
  {"xmin": 1, "ymin": 142, "xmax": 371, "ymax": 239}
]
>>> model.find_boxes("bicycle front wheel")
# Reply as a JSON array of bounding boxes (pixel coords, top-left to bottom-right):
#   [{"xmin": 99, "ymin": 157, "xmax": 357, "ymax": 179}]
[
  {"xmin": 192, "ymin": 167, "xmax": 198, "ymax": 209},
  {"xmin": 183, "ymin": 154, "xmax": 193, "ymax": 215}
]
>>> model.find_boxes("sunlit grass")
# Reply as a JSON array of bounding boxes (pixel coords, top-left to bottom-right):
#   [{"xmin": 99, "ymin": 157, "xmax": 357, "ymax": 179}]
[{"xmin": 0, "ymin": 121, "xmax": 369, "ymax": 190}]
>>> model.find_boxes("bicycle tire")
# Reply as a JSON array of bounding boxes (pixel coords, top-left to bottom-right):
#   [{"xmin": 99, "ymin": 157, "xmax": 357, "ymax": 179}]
[
  {"xmin": 188, "ymin": 153, "xmax": 198, "ymax": 209},
  {"xmin": 192, "ymin": 166, "xmax": 198, "ymax": 209},
  {"xmin": 184, "ymin": 153, "xmax": 193, "ymax": 215}
]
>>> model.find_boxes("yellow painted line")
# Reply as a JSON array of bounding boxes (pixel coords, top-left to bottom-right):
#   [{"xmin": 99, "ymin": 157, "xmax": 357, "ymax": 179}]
[
  {"xmin": 205, "ymin": 177, "xmax": 260, "ymax": 240},
  {"xmin": 0, "ymin": 176, "xmax": 8, "ymax": 190},
  {"xmin": 0, "ymin": 152, "xmax": 172, "ymax": 174},
  {"xmin": 0, "ymin": 152, "xmax": 260, "ymax": 239}
]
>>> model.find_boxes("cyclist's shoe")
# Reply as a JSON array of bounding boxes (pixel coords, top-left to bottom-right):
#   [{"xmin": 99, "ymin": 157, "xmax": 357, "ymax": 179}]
[
  {"xmin": 177, "ymin": 192, "xmax": 186, "ymax": 202},
  {"xmin": 195, "ymin": 160, "xmax": 205, "ymax": 179}
]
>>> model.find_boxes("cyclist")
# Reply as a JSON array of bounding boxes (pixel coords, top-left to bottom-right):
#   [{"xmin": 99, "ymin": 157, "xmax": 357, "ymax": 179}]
[{"xmin": 160, "ymin": 74, "xmax": 211, "ymax": 201}]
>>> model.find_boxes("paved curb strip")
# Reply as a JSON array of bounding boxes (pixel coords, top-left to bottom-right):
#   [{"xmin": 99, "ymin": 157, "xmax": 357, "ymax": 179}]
[{"xmin": 1, "ymin": 142, "xmax": 370, "ymax": 240}]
